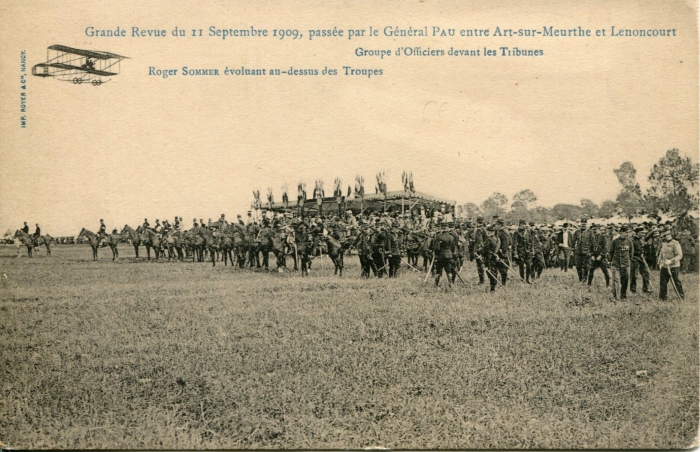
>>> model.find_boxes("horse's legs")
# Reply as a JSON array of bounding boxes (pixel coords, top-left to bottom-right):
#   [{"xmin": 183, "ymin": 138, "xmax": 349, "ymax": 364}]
[
  {"xmin": 134, "ymin": 244, "xmax": 139, "ymax": 258},
  {"xmin": 211, "ymin": 247, "xmax": 216, "ymax": 267}
]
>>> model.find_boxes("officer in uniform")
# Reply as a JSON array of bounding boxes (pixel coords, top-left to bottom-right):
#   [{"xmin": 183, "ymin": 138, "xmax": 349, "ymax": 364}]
[
  {"xmin": 531, "ymin": 224, "xmax": 546, "ymax": 279},
  {"xmin": 630, "ymin": 226, "xmax": 651, "ymax": 293},
  {"xmin": 142, "ymin": 218, "xmax": 150, "ymax": 231},
  {"xmin": 573, "ymin": 218, "xmax": 592, "ymax": 282},
  {"xmin": 154, "ymin": 219, "xmax": 162, "ymax": 233},
  {"xmin": 432, "ymin": 220, "xmax": 457, "ymax": 287},
  {"xmin": 494, "ymin": 218, "xmax": 510, "ymax": 286},
  {"xmin": 472, "ymin": 216, "xmax": 488, "ymax": 284},
  {"xmin": 97, "ymin": 219, "xmax": 107, "ymax": 247},
  {"xmin": 513, "ymin": 219, "xmax": 533, "ymax": 283},
  {"xmin": 386, "ymin": 220, "xmax": 403, "ymax": 278},
  {"xmin": 371, "ymin": 219, "xmax": 388, "ymax": 277},
  {"xmin": 21, "ymin": 222, "xmax": 29, "ymax": 234},
  {"xmin": 218, "ymin": 214, "xmax": 228, "ymax": 234},
  {"xmin": 483, "ymin": 225, "xmax": 501, "ymax": 292},
  {"xmin": 587, "ymin": 224, "xmax": 610, "ymax": 287},
  {"xmin": 657, "ymin": 229, "xmax": 684, "ymax": 300},
  {"xmin": 610, "ymin": 224, "xmax": 634, "ymax": 300}
]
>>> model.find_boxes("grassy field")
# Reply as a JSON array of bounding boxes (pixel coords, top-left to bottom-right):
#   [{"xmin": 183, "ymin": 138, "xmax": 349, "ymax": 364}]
[{"xmin": 1, "ymin": 244, "xmax": 697, "ymax": 449}]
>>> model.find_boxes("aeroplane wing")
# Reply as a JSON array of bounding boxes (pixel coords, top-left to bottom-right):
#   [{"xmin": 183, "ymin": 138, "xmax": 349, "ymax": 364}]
[{"xmin": 48, "ymin": 45, "xmax": 128, "ymax": 60}]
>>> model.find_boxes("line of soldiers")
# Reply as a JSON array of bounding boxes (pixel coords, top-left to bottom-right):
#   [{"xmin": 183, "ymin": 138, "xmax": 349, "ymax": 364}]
[{"xmin": 90, "ymin": 209, "xmax": 689, "ymax": 300}]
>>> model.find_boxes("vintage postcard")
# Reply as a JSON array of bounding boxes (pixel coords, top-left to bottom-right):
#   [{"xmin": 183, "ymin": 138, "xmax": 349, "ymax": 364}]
[{"xmin": 0, "ymin": 0, "xmax": 698, "ymax": 449}]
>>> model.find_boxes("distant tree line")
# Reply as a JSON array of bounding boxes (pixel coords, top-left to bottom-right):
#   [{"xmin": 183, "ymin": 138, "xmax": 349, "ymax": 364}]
[{"xmin": 460, "ymin": 149, "xmax": 699, "ymax": 223}]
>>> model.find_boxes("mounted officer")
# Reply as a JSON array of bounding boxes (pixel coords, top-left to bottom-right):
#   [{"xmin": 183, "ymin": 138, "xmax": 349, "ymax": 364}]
[{"xmin": 97, "ymin": 219, "xmax": 107, "ymax": 247}]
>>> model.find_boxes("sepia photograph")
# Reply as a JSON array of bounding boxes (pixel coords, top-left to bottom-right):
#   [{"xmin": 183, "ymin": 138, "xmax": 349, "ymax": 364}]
[{"xmin": 0, "ymin": 0, "xmax": 698, "ymax": 449}]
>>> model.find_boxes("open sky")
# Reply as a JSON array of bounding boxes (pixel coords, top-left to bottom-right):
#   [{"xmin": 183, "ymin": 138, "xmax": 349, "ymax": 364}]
[{"xmin": 0, "ymin": 0, "xmax": 697, "ymax": 235}]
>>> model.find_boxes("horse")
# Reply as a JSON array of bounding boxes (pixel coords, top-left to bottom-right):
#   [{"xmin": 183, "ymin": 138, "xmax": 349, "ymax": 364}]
[
  {"xmin": 319, "ymin": 234, "xmax": 350, "ymax": 276},
  {"xmin": 77, "ymin": 228, "xmax": 117, "ymax": 261},
  {"xmin": 120, "ymin": 225, "xmax": 143, "ymax": 258},
  {"xmin": 162, "ymin": 230, "xmax": 185, "ymax": 261},
  {"xmin": 14, "ymin": 229, "xmax": 55, "ymax": 257},
  {"xmin": 139, "ymin": 227, "xmax": 163, "ymax": 260},
  {"xmin": 196, "ymin": 227, "xmax": 218, "ymax": 266},
  {"xmin": 216, "ymin": 233, "xmax": 236, "ymax": 266}
]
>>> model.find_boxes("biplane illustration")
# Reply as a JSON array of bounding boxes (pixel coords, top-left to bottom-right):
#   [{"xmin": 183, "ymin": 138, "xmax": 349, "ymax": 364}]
[{"xmin": 32, "ymin": 45, "xmax": 128, "ymax": 86}]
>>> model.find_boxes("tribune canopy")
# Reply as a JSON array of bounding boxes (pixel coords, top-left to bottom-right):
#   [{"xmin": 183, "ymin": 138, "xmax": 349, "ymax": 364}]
[{"xmin": 263, "ymin": 190, "xmax": 456, "ymax": 216}]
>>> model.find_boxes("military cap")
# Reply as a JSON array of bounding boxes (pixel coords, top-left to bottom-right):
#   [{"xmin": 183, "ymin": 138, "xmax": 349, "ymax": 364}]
[
  {"xmin": 581, "ymin": 217, "xmax": 588, "ymax": 223},
  {"xmin": 519, "ymin": 219, "xmax": 526, "ymax": 225},
  {"xmin": 486, "ymin": 225, "xmax": 495, "ymax": 232},
  {"xmin": 497, "ymin": 219, "xmax": 504, "ymax": 225},
  {"xmin": 619, "ymin": 224, "xmax": 629, "ymax": 232},
  {"xmin": 634, "ymin": 226, "xmax": 645, "ymax": 232},
  {"xmin": 492, "ymin": 214, "xmax": 499, "ymax": 219},
  {"xmin": 529, "ymin": 221, "xmax": 535, "ymax": 226},
  {"xmin": 562, "ymin": 222, "xmax": 569, "ymax": 227},
  {"xmin": 476, "ymin": 216, "xmax": 484, "ymax": 222},
  {"xmin": 100, "ymin": 219, "xmax": 104, "ymax": 222}
]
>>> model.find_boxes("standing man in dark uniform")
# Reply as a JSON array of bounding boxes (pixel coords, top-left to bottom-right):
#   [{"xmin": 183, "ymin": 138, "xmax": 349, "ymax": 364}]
[
  {"xmin": 573, "ymin": 218, "xmax": 592, "ymax": 282},
  {"xmin": 610, "ymin": 225, "xmax": 634, "ymax": 300},
  {"xmin": 513, "ymin": 219, "xmax": 533, "ymax": 283},
  {"xmin": 473, "ymin": 216, "xmax": 488, "ymax": 284},
  {"xmin": 432, "ymin": 220, "xmax": 456, "ymax": 287},
  {"xmin": 483, "ymin": 225, "xmax": 501, "ymax": 292},
  {"xmin": 531, "ymin": 225, "xmax": 546, "ymax": 279},
  {"xmin": 386, "ymin": 220, "xmax": 403, "ymax": 278},
  {"xmin": 630, "ymin": 226, "xmax": 651, "ymax": 294},
  {"xmin": 587, "ymin": 224, "xmax": 610, "ymax": 287},
  {"xmin": 494, "ymin": 218, "xmax": 510, "ymax": 286}
]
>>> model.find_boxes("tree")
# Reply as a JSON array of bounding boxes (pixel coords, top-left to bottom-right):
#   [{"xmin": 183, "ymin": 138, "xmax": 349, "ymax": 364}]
[
  {"xmin": 646, "ymin": 148, "xmax": 699, "ymax": 214},
  {"xmin": 481, "ymin": 192, "xmax": 508, "ymax": 218},
  {"xmin": 510, "ymin": 200, "xmax": 527, "ymax": 211},
  {"xmin": 613, "ymin": 161, "xmax": 642, "ymax": 195},
  {"xmin": 613, "ymin": 162, "xmax": 643, "ymax": 219},
  {"xmin": 598, "ymin": 200, "xmax": 618, "ymax": 218},
  {"xmin": 616, "ymin": 190, "xmax": 643, "ymax": 221},
  {"xmin": 580, "ymin": 198, "xmax": 599, "ymax": 218},
  {"xmin": 551, "ymin": 203, "xmax": 582, "ymax": 221},
  {"xmin": 512, "ymin": 189, "xmax": 537, "ymax": 209},
  {"xmin": 461, "ymin": 202, "xmax": 482, "ymax": 219}
]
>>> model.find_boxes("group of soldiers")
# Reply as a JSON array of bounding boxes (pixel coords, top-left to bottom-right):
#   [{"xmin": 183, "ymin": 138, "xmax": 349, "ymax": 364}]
[{"xmin": 86, "ymin": 208, "xmax": 691, "ymax": 300}]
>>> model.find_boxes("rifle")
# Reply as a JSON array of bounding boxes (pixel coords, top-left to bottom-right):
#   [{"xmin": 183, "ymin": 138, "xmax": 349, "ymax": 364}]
[
  {"xmin": 483, "ymin": 265, "xmax": 507, "ymax": 290},
  {"xmin": 423, "ymin": 252, "xmax": 436, "ymax": 282}
]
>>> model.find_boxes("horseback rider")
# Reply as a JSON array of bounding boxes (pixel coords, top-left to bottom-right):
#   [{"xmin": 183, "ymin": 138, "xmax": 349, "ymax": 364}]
[
  {"xmin": 153, "ymin": 219, "xmax": 162, "ymax": 233},
  {"xmin": 22, "ymin": 222, "xmax": 29, "ymax": 234},
  {"xmin": 93, "ymin": 219, "xmax": 106, "ymax": 247},
  {"xmin": 32, "ymin": 224, "xmax": 42, "ymax": 247}
]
